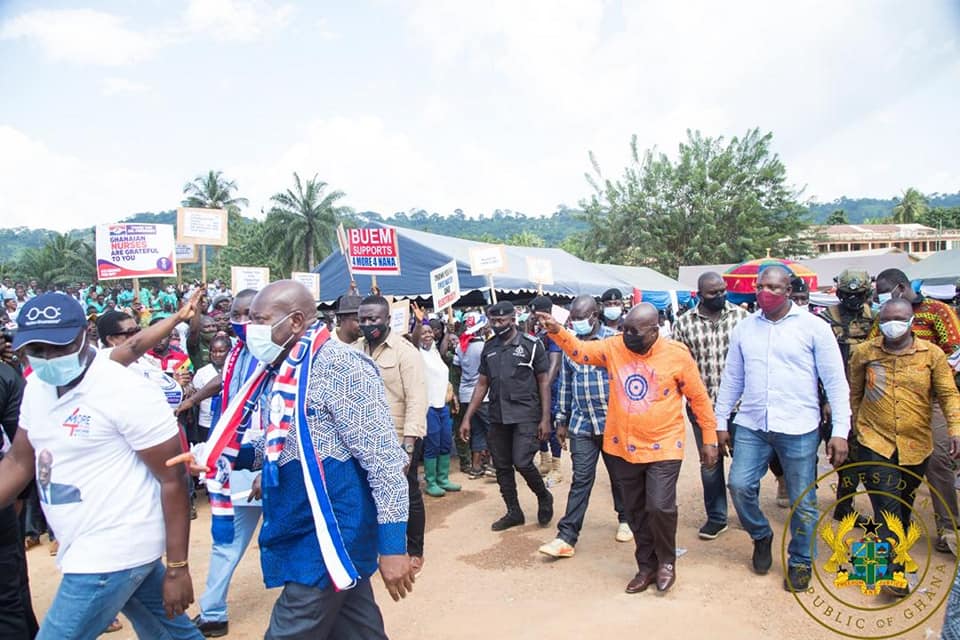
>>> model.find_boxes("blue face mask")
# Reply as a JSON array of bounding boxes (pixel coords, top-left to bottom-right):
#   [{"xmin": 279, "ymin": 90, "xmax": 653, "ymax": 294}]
[
  {"xmin": 571, "ymin": 318, "xmax": 594, "ymax": 336},
  {"xmin": 30, "ymin": 334, "xmax": 88, "ymax": 387},
  {"xmin": 230, "ymin": 321, "xmax": 248, "ymax": 342},
  {"xmin": 603, "ymin": 306, "xmax": 622, "ymax": 322},
  {"xmin": 877, "ymin": 292, "xmax": 893, "ymax": 305}
]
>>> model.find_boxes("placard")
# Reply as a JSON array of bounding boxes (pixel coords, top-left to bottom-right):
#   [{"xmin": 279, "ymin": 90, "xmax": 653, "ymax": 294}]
[
  {"xmin": 175, "ymin": 243, "xmax": 198, "ymax": 263},
  {"xmin": 551, "ymin": 304, "xmax": 570, "ymax": 325},
  {"xmin": 231, "ymin": 266, "xmax": 269, "ymax": 293},
  {"xmin": 95, "ymin": 223, "xmax": 176, "ymax": 280},
  {"xmin": 346, "ymin": 226, "xmax": 401, "ymax": 275},
  {"xmin": 389, "ymin": 299, "xmax": 410, "ymax": 336},
  {"xmin": 526, "ymin": 256, "xmax": 554, "ymax": 285},
  {"xmin": 429, "ymin": 260, "xmax": 460, "ymax": 313},
  {"xmin": 291, "ymin": 271, "xmax": 321, "ymax": 300},
  {"xmin": 177, "ymin": 207, "xmax": 229, "ymax": 246},
  {"xmin": 469, "ymin": 245, "xmax": 507, "ymax": 275}
]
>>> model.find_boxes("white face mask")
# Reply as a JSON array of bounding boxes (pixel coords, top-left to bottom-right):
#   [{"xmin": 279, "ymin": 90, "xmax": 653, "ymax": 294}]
[
  {"xmin": 879, "ymin": 318, "xmax": 912, "ymax": 340},
  {"xmin": 245, "ymin": 313, "xmax": 295, "ymax": 363}
]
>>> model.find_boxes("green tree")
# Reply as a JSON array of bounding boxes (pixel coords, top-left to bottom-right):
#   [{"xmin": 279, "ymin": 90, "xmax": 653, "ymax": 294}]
[
  {"xmin": 825, "ymin": 209, "xmax": 848, "ymax": 225},
  {"xmin": 263, "ymin": 173, "xmax": 351, "ymax": 275},
  {"xmin": 16, "ymin": 233, "xmax": 94, "ymax": 285},
  {"xmin": 504, "ymin": 230, "xmax": 545, "ymax": 247},
  {"xmin": 580, "ymin": 128, "xmax": 812, "ymax": 276},
  {"xmin": 181, "ymin": 170, "xmax": 249, "ymax": 213},
  {"xmin": 919, "ymin": 206, "xmax": 960, "ymax": 230},
  {"xmin": 892, "ymin": 188, "xmax": 928, "ymax": 224}
]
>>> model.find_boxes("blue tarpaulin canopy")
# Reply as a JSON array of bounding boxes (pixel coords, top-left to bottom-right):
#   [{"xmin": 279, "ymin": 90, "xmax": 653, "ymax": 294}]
[{"xmin": 313, "ymin": 223, "xmax": 691, "ymax": 308}]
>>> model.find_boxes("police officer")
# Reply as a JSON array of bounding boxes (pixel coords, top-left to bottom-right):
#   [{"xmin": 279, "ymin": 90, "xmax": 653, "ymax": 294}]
[
  {"xmin": 822, "ymin": 269, "xmax": 876, "ymax": 521},
  {"xmin": 460, "ymin": 301, "xmax": 554, "ymax": 531}
]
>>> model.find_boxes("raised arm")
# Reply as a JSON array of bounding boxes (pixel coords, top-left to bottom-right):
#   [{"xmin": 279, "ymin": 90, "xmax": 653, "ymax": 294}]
[{"xmin": 111, "ymin": 292, "xmax": 200, "ymax": 367}]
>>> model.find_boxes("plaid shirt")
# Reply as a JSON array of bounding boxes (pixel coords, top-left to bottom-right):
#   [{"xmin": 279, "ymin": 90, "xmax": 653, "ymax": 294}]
[
  {"xmin": 672, "ymin": 301, "xmax": 749, "ymax": 402},
  {"xmin": 556, "ymin": 324, "xmax": 617, "ymax": 436}
]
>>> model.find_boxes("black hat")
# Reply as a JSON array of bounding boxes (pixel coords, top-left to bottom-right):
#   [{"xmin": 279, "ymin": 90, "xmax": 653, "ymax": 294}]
[
  {"xmin": 486, "ymin": 301, "xmax": 516, "ymax": 317},
  {"xmin": 529, "ymin": 295, "xmax": 553, "ymax": 313},
  {"xmin": 790, "ymin": 277, "xmax": 809, "ymax": 293},
  {"xmin": 601, "ymin": 288, "xmax": 624, "ymax": 302},
  {"xmin": 335, "ymin": 294, "xmax": 362, "ymax": 316}
]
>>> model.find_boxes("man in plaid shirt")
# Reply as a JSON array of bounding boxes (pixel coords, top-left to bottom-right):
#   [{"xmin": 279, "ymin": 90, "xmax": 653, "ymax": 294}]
[
  {"xmin": 672, "ymin": 272, "xmax": 748, "ymax": 540},
  {"xmin": 539, "ymin": 295, "xmax": 630, "ymax": 558}
]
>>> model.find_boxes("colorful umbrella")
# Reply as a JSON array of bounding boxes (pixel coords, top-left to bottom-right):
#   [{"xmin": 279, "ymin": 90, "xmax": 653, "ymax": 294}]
[{"xmin": 723, "ymin": 258, "xmax": 818, "ymax": 295}]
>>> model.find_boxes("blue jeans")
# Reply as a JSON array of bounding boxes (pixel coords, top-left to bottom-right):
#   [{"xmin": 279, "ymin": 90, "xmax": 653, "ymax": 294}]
[
  {"xmin": 689, "ymin": 409, "xmax": 736, "ymax": 525},
  {"xmin": 199, "ymin": 506, "xmax": 262, "ymax": 623},
  {"xmin": 727, "ymin": 426, "xmax": 820, "ymax": 568},
  {"xmin": 556, "ymin": 433, "xmax": 627, "ymax": 545},
  {"xmin": 469, "ymin": 403, "xmax": 490, "ymax": 452},
  {"xmin": 943, "ymin": 567, "xmax": 960, "ymax": 640},
  {"xmin": 38, "ymin": 559, "xmax": 202, "ymax": 640},
  {"xmin": 425, "ymin": 406, "xmax": 453, "ymax": 458}
]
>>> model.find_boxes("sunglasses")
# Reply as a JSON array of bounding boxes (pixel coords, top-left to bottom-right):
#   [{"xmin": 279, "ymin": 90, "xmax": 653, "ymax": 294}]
[{"xmin": 111, "ymin": 327, "xmax": 141, "ymax": 337}]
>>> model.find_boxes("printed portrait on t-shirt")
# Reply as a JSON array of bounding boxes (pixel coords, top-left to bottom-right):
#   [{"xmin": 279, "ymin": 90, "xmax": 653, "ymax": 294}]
[{"xmin": 37, "ymin": 448, "xmax": 82, "ymax": 505}]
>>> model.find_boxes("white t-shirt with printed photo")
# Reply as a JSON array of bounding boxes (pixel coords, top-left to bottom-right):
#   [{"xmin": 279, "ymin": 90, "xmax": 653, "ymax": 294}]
[{"xmin": 19, "ymin": 352, "xmax": 179, "ymax": 573}]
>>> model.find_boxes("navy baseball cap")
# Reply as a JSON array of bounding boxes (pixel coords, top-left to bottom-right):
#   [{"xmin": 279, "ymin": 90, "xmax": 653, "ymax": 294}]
[{"xmin": 12, "ymin": 293, "xmax": 87, "ymax": 349}]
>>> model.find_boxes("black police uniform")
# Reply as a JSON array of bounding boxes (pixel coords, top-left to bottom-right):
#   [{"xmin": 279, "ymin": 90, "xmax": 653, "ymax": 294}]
[{"xmin": 479, "ymin": 325, "xmax": 551, "ymax": 515}]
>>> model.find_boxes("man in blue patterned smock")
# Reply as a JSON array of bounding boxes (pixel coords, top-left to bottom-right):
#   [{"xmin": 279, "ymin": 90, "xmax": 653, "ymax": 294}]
[{"xmin": 172, "ymin": 281, "xmax": 413, "ymax": 640}]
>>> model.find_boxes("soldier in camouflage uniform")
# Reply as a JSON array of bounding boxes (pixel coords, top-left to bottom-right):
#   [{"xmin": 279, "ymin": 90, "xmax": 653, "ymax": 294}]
[{"xmin": 821, "ymin": 269, "xmax": 876, "ymax": 521}]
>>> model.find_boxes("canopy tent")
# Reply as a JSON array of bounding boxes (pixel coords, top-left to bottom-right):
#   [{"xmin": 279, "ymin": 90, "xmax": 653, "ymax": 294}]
[
  {"xmin": 312, "ymin": 223, "xmax": 690, "ymax": 308},
  {"xmin": 595, "ymin": 264, "xmax": 693, "ymax": 309},
  {"xmin": 907, "ymin": 248, "xmax": 960, "ymax": 286}
]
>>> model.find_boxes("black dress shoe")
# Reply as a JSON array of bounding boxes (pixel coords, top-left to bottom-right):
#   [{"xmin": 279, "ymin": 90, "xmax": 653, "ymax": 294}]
[
  {"xmin": 491, "ymin": 511, "xmax": 525, "ymax": 531},
  {"xmin": 753, "ymin": 534, "xmax": 773, "ymax": 574},
  {"xmin": 625, "ymin": 570, "xmax": 656, "ymax": 594},
  {"xmin": 656, "ymin": 563, "xmax": 676, "ymax": 592},
  {"xmin": 192, "ymin": 615, "xmax": 229, "ymax": 638}
]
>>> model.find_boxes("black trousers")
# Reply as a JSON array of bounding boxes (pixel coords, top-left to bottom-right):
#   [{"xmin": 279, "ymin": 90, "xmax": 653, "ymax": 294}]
[
  {"xmin": 487, "ymin": 422, "xmax": 548, "ymax": 511},
  {"xmin": 0, "ymin": 504, "xmax": 38, "ymax": 639},
  {"xmin": 265, "ymin": 579, "xmax": 386, "ymax": 640},
  {"xmin": 406, "ymin": 438, "xmax": 425, "ymax": 557},
  {"xmin": 858, "ymin": 445, "xmax": 929, "ymax": 544},
  {"xmin": 608, "ymin": 456, "xmax": 683, "ymax": 572}
]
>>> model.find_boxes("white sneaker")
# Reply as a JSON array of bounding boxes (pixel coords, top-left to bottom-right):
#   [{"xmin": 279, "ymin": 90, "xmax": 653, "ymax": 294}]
[
  {"xmin": 616, "ymin": 522, "xmax": 634, "ymax": 542},
  {"xmin": 538, "ymin": 538, "xmax": 575, "ymax": 558}
]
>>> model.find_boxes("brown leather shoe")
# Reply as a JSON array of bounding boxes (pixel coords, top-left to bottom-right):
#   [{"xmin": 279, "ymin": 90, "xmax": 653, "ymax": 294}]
[
  {"xmin": 625, "ymin": 570, "xmax": 656, "ymax": 594},
  {"xmin": 656, "ymin": 563, "xmax": 676, "ymax": 592}
]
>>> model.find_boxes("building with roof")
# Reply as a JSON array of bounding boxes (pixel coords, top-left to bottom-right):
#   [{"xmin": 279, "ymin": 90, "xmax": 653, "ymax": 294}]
[{"xmin": 813, "ymin": 223, "xmax": 960, "ymax": 257}]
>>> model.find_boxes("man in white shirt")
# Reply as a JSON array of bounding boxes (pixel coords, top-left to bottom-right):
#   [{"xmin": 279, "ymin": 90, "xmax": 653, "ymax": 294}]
[
  {"xmin": 0, "ymin": 293, "xmax": 201, "ymax": 639},
  {"xmin": 714, "ymin": 266, "xmax": 851, "ymax": 593}
]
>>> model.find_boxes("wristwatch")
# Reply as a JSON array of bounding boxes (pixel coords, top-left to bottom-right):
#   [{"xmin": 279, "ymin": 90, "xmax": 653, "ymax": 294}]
[{"xmin": 403, "ymin": 442, "xmax": 416, "ymax": 454}]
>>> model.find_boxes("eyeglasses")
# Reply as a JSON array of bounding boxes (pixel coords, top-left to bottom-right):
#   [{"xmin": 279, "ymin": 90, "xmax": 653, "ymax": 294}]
[{"xmin": 111, "ymin": 327, "xmax": 141, "ymax": 337}]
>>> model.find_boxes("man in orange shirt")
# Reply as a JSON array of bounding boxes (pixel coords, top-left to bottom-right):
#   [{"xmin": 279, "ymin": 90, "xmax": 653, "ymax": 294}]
[{"xmin": 537, "ymin": 303, "xmax": 719, "ymax": 594}]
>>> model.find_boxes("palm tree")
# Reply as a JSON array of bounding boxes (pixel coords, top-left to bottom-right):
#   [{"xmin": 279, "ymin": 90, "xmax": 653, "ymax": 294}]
[
  {"xmin": 263, "ymin": 173, "xmax": 351, "ymax": 273},
  {"xmin": 892, "ymin": 188, "xmax": 928, "ymax": 224},
  {"xmin": 17, "ymin": 233, "xmax": 94, "ymax": 285},
  {"xmin": 181, "ymin": 170, "xmax": 249, "ymax": 213}
]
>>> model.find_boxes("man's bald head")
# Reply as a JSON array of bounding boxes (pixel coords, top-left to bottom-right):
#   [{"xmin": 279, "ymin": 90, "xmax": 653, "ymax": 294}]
[
  {"xmin": 252, "ymin": 280, "xmax": 317, "ymax": 320},
  {"xmin": 570, "ymin": 294, "xmax": 598, "ymax": 317},
  {"xmin": 878, "ymin": 297, "xmax": 913, "ymax": 323},
  {"xmin": 757, "ymin": 265, "xmax": 793, "ymax": 290},
  {"xmin": 697, "ymin": 271, "xmax": 724, "ymax": 295},
  {"xmin": 625, "ymin": 302, "xmax": 659, "ymax": 326}
]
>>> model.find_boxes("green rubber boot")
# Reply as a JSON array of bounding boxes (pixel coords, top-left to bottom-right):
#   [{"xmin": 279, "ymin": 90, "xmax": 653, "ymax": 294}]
[
  {"xmin": 423, "ymin": 458, "xmax": 446, "ymax": 497},
  {"xmin": 437, "ymin": 454, "xmax": 461, "ymax": 492}
]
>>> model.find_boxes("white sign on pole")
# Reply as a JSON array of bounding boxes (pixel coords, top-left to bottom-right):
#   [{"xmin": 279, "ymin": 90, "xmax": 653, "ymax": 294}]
[
  {"xmin": 429, "ymin": 260, "xmax": 460, "ymax": 313},
  {"xmin": 291, "ymin": 272, "xmax": 321, "ymax": 300},
  {"xmin": 231, "ymin": 266, "xmax": 269, "ymax": 293},
  {"xmin": 177, "ymin": 207, "xmax": 229, "ymax": 246},
  {"xmin": 175, "ymin": 243, "xmax": 198, "ymax": 263},
  {"xmin": 526, "ymin": 256, "xmax": 554, "ymax": 285},
  {"xmin": 469, "ymin": 245, "xmax": 507, "ymax": 275},
  {"xmin": 389, "ymin": 300, "xmax": 410, "ymax": 336}
]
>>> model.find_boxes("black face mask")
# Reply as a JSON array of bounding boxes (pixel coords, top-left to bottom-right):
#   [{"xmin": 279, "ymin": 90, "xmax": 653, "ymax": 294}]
[
  {"xmin": 623, "ymin": 332, "xmax": 654, "ymax": 355},
  {"xmin": 701, "ymin": 294, "xmax": 726, "ymax": 312},
  {"xmin": 839, "ymin": 293, "xmax": 866, "ymax": 312},
  {"xmin": 492, "ymin": 323, "xmax": 513, "ymax": 337},
  {"xmin": 360, "ymin": 323, "xmax": 388, "ymax": 343}
]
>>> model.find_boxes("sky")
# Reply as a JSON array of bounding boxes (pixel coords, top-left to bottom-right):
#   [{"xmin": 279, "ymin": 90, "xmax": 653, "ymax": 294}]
[{"xmin": 1, "ymin": 0, "xmax": 959, "ymax": 232}]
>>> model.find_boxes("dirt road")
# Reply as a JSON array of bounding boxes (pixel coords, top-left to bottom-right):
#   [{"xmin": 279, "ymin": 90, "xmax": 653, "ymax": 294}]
[{"xmin": 25, "ymin": 441, "xmax": 955, "ymax": 639}]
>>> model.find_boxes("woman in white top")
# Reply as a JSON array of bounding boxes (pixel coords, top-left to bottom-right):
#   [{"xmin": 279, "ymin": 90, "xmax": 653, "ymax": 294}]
[
  {"xmin": 419, "ymin": 329, "xmax": 461, "ymax": 497},
  {"xmin": 190, "ymin": 334, "xmax": 231, "ymax": 442}
]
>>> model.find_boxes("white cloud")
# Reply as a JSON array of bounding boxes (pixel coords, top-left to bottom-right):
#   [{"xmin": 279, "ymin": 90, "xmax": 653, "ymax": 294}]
[
  {"xmin": 0, "ymin": 9, "xmax": 163, "ymax": 66},
  {"xmin": 101, "ymin": 77, "xmax": 151, "ymax": 96},
  {"xmin": 183, "ymin": 0, "xmax": 294, "ymax": 42},
  {"xmin": 0, "ymin": 126, "xmax": 176, "ymax": 232}
]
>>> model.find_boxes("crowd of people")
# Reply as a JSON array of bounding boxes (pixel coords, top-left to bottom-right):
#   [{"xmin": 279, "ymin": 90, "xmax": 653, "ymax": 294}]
[{"xmin": 0, "ymin": 265, "xmax": 960, "ymax": 639}]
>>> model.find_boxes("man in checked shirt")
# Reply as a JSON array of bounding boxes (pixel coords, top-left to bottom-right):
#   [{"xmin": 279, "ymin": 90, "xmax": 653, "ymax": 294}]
[
  {"xmin": 672, "ymin": 272, "xmax": 748, "ymax": 541},
  {"xmin": 538, "ymin": 295, "xmax": 631, "ymax": 558}
]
